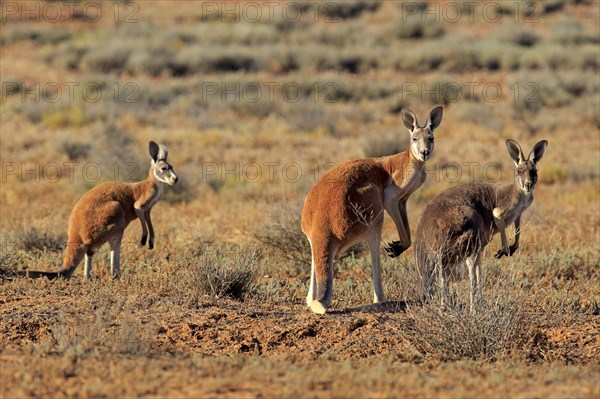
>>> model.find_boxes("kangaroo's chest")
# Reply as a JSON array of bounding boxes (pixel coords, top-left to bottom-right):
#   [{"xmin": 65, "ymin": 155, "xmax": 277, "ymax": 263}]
[
  {"xmin": 134, "ymin": 184, "xmax": 163, "ymax": 211},
  {"xmin": 384, "ymin": 168, "xmax": 425, "ymax": 201},
  {"xmin": 510, "ymin": 200, "xmax": 532, "ymax": 223},
  {"xmin": 494, "ymin": 194, "xmax": 533, "ymax": 225},
  {"xmin": 147, "ymin": 185, "xmax": 163, "ymax": 208}
]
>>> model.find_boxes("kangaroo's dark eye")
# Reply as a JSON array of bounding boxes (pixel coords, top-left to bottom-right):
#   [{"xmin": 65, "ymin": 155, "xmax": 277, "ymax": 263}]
[{"xmin": 412, "ymin": 138, "xmax": 417, "ymax": 142}]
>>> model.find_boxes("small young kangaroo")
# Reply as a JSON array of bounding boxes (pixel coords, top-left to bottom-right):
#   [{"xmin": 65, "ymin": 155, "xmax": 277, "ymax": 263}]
[
  {"xmin": 414, "ymin": 139, "xmax": 548, "ymax": 313},
  {"xmin": 19, "ymin": 141, "xmax": 178, "ymax": 280}
]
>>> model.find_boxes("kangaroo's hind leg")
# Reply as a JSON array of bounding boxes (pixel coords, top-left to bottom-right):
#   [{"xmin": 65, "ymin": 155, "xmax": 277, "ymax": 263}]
[
  {"xmin": 310, "ymin": 241, "xmax": 338, "ymax": 315},
  {"xmin": 466, "ymin": 253, "xmax": 482, "ymax": 315},
  {"xmin": 368, "ymin": 234, "xmax": 387, "ymax": 304},
  {"xmin": 109, "ymin": 233, "xmax": 124, "ymax": 279}
]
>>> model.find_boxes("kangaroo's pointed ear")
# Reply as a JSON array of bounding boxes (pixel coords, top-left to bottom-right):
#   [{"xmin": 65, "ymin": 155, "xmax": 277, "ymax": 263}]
[
  {"xmin": 157, "ymin": 144, "xmax": 168, "ymax": 161},
  {"xmin": 528, "ymin": 140, "xmax": 548, "ymax": 165},
  {"xmin": 402, "ymin": 108, "xmax": 418, "ymax": 133},
  {"xmin": 506, "ymin": 139, "xmax": 524, "ymax": 165},
  {"xmin": 426, "ymin": 106, "xmax": 443, "ymax": 131},
  {"xmin": 149, "ymin": 141, "xmax": 159, "ymax": 163}
]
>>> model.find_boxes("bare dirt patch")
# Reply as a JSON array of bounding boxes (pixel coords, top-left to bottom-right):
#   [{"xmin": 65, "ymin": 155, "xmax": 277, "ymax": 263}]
[{"xmin": 1, "ymin": 283, "xmax": 598, "ymax": 398}]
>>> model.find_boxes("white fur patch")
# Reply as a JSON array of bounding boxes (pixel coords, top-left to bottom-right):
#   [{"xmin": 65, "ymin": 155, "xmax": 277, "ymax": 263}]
[
  {"xmin": 307, "ymin": 238, "xmax": 315, "ymax": 307},
  {"xmin": 493, "ymin": 208, "xmax": 503, "ymax": 218}
]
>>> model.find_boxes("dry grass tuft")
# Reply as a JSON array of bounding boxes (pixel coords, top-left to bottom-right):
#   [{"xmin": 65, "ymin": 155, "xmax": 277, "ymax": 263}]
[
  {"xmin": 181, "ymin": 249, "xmax": 260, "ymax": 300},
  {"xmin": 408, "ymin": 292, "xmax": 533, "ymax": 362},
  {"xmin": 254, "ymin": 205, "xmax": 366, "ymax": 277},
  {"xmin": 253, "ymin": 205, "xmax": 311, "ymax": 273},
  {"xmin": 14, "ymin": 226, "xmax": 65, "ymax": 253}
]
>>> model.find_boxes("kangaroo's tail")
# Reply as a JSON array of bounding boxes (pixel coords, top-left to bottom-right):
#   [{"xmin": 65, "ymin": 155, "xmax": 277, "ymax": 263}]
[
  {"xmin": 14, "ymin": 270, "xmax": 63, "ymax": 279},
  {"xmin": 414, "ymin": 239, "xmax": 439, "ymax": 304},
  {"xmin": 9, "ymin": 241, "xmax": 86, "ymax": 280}
]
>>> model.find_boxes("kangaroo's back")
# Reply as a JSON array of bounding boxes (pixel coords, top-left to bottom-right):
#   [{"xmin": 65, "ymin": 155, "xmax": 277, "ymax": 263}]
[
  {"xmin": 16, "ymin": 141, "xmax": 178, "ymax": 280},
  {"xmin": 68, "ymin": 182, "xmax": 137, "ymax": 243},
  {"xmin": 301, "ymin": 158, "xmax": 389, "ymax": 240},
  {"xmin": 414, "ymin": 183, "xmax": 497, "ymax": 298}
]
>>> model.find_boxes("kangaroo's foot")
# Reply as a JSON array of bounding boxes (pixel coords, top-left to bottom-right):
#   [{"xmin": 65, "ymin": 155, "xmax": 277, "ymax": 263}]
[
  {"xmin": 310, "ymin": 301, "xmax": 328, "ymax": 315},
  {"xmin": 385, "ymin": 241, "xmax": 409, "ymax": 258}
]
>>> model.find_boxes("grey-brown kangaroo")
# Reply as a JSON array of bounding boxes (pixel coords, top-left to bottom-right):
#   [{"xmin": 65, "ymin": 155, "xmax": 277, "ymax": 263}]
[{"xmin": 414, "ymin": 139, "xmax": 548, "ymax": 313}]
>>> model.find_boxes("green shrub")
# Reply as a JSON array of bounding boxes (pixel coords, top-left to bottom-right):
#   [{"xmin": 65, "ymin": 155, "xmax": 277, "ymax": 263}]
[
  {"xmin": 542, "ymin": 0, "xmax": 566, "ymax": 14},
  {"xmin": 393, "ymin": 38, "xmax": 495, "ymax": 73},
  {"xmin": 60, "ymin": 139, "xmax": 92, "ymax": 161},
  {"xmin": 452, "ymin": 102, "xmax": 510, "ymax": 133},
  {"xmin": 387, "ymin": 94, "xmax": 409, "ymax": 115},
  {"xmin": 82, "ymin": 42, "xmax": 135, "ymax": 73},
  {"xmin": 498, "ymin": 26, "xmax": 539, "ymax": 47},
  {"xmin": 1, "ymin": 78, "xmax": 25, "ymax": 98},
  {"xmin": 557, "ymin": 71, "xmax": 597, "ymax": 97},
  {"xmin": 579, "ymin": 45, "xmax": 600, "ymax": 70},
  {"xmin": 550, "ymin": 20, "xmax": 599, "ymax": 45},
  {"xmin": 19, "ymin": 101, "xmax": 46, "ymax": 123},
  {"xmin": 0, "ymin": 238, "xmax": 22, "ymax": 280},
  {"xmin": 496, "ymin": 0, "xmax": 537, "ymax": 18},
  {"xmin": 296, "ymin": 45, "xmax": 382, "ymax": 74},
  {"xmin": 390, "ymin": 15, "xmax": 444, "ymax": 40},
  {"xmin": 227, "ymin": 95, "xmax": 277, "ymax": 118},
  {"xmin": 172, "ymin": 45, "xmax": 293, "ymax": 75},
  {"xmin": 41, "ymin": 42, "xmax": 91, "ymax": 70},
  {"xmin": 511, "ymin": 73, "xmax": 575, "ymax": 115},
  {"xmin": 126, "ymin": 49, "xmax": 174, "ymax": 77},
  {"xmin": 291, "ymin": 21, "xmax": 372, "ymax": 47},
  {"xmin": 393, "ymin": 41, "xmax": 445, "ymax": 72},
  {"xmin": 281, "ymin": 100, "xmax": 329, "ymax": 133},
  {"xmin": 42, "ymin": 105, "xmax": 87, "ymax": 128},
  {"xmin": 0, "ymin": 24, "xmax": 70, "ymax": 45},
  {"xmin": 520, "ymin": 43, "xmax": 598, "ymax": 71},
  {"xmin": 317, "ymin": 1, "xmax": 381, "ymax": 20},
  {"xmin": 421, "ymin": 75, "xmax": 480, "ymax": 105},
  {"xmin": 477, "ymin": 42, "xmax": 521, "ymax": 70},
  {"xmin": 542, "ymin": 164, "xmax": 569, "ymax": 185}
]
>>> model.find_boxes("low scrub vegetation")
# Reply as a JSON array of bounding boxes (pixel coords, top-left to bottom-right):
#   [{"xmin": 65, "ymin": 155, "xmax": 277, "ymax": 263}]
[
  {"xmin": 1, "ymin": 1, "xmax": 598, "ymax": 397},
  {"xmin": 181, "ymin": 248, "xmax": 260, "ymax": 300},
  {"xmin": 253, "ymin": 206, "xmax": 311, "ymax": 275}
]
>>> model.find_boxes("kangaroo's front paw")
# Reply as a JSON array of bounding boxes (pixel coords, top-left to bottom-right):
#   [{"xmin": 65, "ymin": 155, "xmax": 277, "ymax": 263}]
[
  {"xmin": 495, "ymin": 249, "xmax": 509, "ymax": 259},
  {"xmin": 141, "ymin": 235, "xmax": 147, "ymax": 246},
  {"xmin": 385, "ymin": 241, "xmax": 408, "ymax": 258}
]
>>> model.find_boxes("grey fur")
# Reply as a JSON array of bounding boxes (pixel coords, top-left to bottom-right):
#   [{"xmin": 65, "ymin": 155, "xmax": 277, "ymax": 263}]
[{"xmin": 414, "ymin": 139, "xmax": 548, "ymax": 313}]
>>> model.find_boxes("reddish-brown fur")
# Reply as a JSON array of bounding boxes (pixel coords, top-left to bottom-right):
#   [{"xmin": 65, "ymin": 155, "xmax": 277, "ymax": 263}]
[
  {"xmin": 61, "ymin": 168, "xmax": 161, "ymax": 272},
  {"xmin": 302, "ymin": 151, "xmax": 422, "ymax": 261},
  {"xmin": 302, "ymin": 107, "xmax": 443, "ymax": 314},
  {"xmin": 302, "ymin": 159, "xmax": 389, "ymax": 256},
  {"xmin": 18, "ymin": 141, "xmax": 177, "ymax": 280}
]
